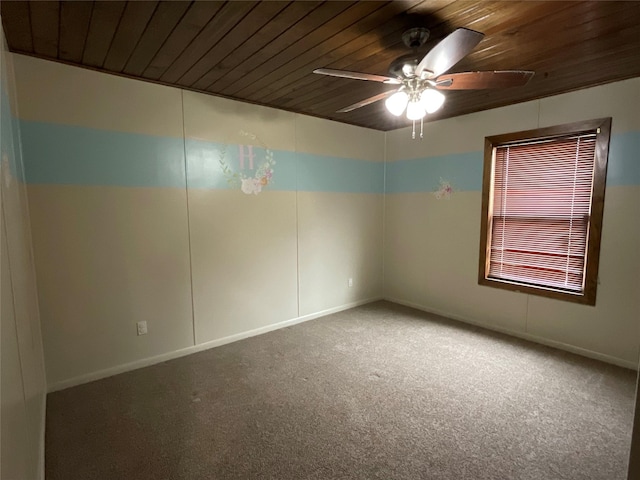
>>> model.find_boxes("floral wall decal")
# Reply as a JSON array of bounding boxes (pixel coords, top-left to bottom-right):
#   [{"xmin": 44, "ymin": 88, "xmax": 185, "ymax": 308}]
[
  {"xmin": 218, "ymin": 130, "xmax": 275, "ymax": 195},
  {"xmin": 434, "ymin": 178, "xmax": 453, "ymax": 200}
]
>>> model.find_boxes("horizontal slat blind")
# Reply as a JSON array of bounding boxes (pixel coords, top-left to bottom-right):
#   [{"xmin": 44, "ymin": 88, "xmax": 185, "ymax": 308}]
[{"xmin": 489, "ymin": 134, "xmax": 597, "ymax": 292}]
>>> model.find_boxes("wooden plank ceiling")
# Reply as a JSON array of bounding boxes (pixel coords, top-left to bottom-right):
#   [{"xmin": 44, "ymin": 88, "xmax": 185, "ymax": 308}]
[{"xmin": 2, "ymin": 1, "xmax": 640, "ymax": 131}]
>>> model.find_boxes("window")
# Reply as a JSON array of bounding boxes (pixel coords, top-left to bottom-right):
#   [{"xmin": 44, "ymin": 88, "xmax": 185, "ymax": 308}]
[{"xmin": 478, "ymin": 118, "xmax": 611, "ymax": 305}]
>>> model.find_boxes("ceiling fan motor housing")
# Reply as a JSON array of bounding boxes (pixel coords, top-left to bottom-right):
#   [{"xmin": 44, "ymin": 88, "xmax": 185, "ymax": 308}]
[
  {"xmin": 402, "ymin": 27, "xmax": 430, "ymax": 48},
  {"xmin": 390, "ymin": 28, "xmax": 432, "ymax": 79},
  {"xmin": 388, "ymin": 54, "xmax": 422, "ymax": 79}
]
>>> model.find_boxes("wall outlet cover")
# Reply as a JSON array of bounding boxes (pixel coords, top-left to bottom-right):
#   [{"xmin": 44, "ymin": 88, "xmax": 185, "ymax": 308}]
[{"xmin": 136, "ymin": 321, "xmax": 148, "ymax": 336}]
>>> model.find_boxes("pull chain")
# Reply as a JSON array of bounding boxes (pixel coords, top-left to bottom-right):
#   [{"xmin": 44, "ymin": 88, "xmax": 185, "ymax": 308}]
[
  {"xmin": 420, "ymin": 117, "xmax": 424, "ymax": 139},
  {"xmin": 412, "ymin": 119, "xmax": 416, "ymax": 139}
]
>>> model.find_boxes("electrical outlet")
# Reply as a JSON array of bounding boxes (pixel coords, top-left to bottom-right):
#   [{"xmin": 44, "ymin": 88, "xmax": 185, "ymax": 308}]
[
  {"xmin": 136, "ymin": 321, "xmax": 148, "ymax": 336},
  {"xmin": 348, "ymin": 278, "xmax": 353, "ymax": 288}
]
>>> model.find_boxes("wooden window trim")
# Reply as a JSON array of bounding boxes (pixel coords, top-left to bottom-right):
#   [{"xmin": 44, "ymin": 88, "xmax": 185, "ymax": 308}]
[{"xmin": 478, "ymin": 117, "xmax": 612, "ymax": 306}]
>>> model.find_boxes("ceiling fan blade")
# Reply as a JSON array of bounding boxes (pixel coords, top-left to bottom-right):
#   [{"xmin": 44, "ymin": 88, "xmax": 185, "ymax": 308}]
[
  {"xmin": 416, "ymin": 28, "xmax": 484, "ymax": 78},
  {"xmin": 434, "ymin": 71, "xmax": 535, "ymax": 90},
  {"xmin": 336, "ymin": 90, "xmax": 396, "ymax": 113},
  {"xmin": 314, "ymin": 68, "xmax": 401, "ymax": 84}
]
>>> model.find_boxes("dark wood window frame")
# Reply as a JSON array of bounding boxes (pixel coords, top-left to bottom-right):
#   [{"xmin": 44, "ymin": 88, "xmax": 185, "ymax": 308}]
[{"xmin": 478, "ymin": 117, "xmax": 612, "ymax": 306}]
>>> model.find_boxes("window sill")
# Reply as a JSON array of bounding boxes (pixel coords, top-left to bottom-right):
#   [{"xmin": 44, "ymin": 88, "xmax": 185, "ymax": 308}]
[{"xmin": 478, "ymin": 276, "xmax": 596, "ymax": 306}]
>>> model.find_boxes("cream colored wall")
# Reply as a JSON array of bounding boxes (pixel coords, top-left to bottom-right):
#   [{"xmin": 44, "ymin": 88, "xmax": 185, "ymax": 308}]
[
  {"xmin": 186, "ymin": 188, "xmax": 299, "ymax": 342},
  {"xmin": 295, "ymin": 116, "xmax": 384, "ymax": 316},
  {"xmin": 384, "ymin": 78, "xmax": 640, "ymax": 367},
  {"xmin": 183, "ymin": 91, "xmax": 384, "ymax": 342},
  {"xmin": 297, "ymin": 192, "xmax": 383, "ymax": 316},
  {"xmin": 15, "ymin": 56, "xmax": 195, "ymax": 389},
  {"xmin": 182, "ymin": 92, "xmax": 299, "ymax": 343},
  {"xmin": 13, "ymin": 55, "xmax": 384, "ymax": 390},
  {"xmin": 27, "ymin": 185, "xmax": 195, "ymax": 381},
  {"xmin": 0, "ymin": 33, "xmax": 46, "ymax": 480}
]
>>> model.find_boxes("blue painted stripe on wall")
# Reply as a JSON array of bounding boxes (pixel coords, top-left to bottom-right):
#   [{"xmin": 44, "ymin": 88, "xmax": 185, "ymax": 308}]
[
  {"xmin": 21, "ymin": 121, "xmax": 384, "ymax": 193},
  {"xmin": 186, "ymin": 139, "xmax": 384, "ymax": 193},
  {"xmin": 385, "ymin": 132, "xmax": 640, "ymax": 193},
  {"xmin": 296, "ymin": 151, "xmax": 384, "ymax": 193},
  {"xmin": 20, "ymin": 120, "xmax": 185, "ymax": 188},
  {"xmin": 19, "ymin": 120, "xmax": 637, "ymax": 193},
  {"xmin": 186, "ymin": 139, "xmax": 383, "ymax": 193},
  {"xmin": 21, "ymin": 121, "xmax": 186, "ymax": 188},
  {"xmin": 608, "ymin": 131, "xmax": 640, "ymax": 187},
  {"xmin": 385, "ymin": 151, "xmax": 483, "ymax": 193}
]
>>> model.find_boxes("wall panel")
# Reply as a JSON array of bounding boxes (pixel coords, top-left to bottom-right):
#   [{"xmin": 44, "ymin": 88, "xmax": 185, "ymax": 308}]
[
  {"xmin": 27, "ymin": 185, "xmax": 194, "ymax": 384},
  {"xmin": 188, "ymin": 190, "xmax": 299, "ymax": 343},
  {"xmin": 297, "ymin": 192, "xmax": 383, "ymax": 316},
  {"xmin": 0, "ymin": 29, "xmax": 46, "ymax": 480}
]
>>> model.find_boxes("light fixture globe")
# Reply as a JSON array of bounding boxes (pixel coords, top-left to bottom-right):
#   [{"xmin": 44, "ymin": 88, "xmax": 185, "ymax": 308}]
[
  {"xmin": 385, "ymin": 90, "xmax": 409, "ymax": 116},
  {"xmin": 406, "ymin": 100, "xmax": 425, "ymax": 120},
  {"xmin": 420, "ymin": 88, "xmax": 445, "ymax": 114}
]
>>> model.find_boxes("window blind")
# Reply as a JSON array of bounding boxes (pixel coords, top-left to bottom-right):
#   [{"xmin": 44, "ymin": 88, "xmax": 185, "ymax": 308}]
[{"xmin": 488, "ymin": 133, "xmax": 597, "ymax": 292}]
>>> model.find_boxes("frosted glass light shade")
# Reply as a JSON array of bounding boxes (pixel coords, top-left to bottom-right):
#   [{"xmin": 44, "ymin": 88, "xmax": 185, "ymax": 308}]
[
  {"xmin": 420, "ymin": 88, "xmax": 445, "ymax": 114},
  {"xmin": 406, "ymin": 100, "xmax": 426, "ymax": 120},
  {"xmin": 385, "ymin": 91, "xmax": 409, "ymax": 116}
]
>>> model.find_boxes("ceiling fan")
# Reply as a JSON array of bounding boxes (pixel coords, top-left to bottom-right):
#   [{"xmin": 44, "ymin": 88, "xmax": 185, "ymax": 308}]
[{"xmin": 313, "ymin": 27, "xmax": 534, "ymax": 138}]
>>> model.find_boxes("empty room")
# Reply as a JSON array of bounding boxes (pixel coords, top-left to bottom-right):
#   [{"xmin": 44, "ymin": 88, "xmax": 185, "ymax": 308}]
[{"xmin": 1, "ymin": 1, "xmax": 640, "ymax": 479}]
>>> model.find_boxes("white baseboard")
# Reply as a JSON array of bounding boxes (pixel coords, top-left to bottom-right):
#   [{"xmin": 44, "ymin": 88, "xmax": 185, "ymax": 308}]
[
  {"xmin": 385, "ymin": 296, "xmax": 638, "ymax": 370},
  {"xmin": 47, "ymin": 297, "xmax": 383, "ymax": 393}
]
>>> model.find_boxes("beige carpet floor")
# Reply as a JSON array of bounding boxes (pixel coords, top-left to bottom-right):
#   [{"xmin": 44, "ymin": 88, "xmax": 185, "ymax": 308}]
[{"xmin": 46, "ymin": 301, "xmax": 636, "ymax": 479}]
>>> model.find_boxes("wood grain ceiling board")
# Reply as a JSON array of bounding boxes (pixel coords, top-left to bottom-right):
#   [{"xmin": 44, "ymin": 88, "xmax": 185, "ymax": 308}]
[
  {"xmin": 81, "ymin": 1, "xmax": 126, "ymax": 67},
  {"xmin": 1, "ymin": 1, "xmax": 640, "ymax": 131},
  {"xmin": 189, "ymin": 1, "xmax": 323, "ymax": 91},
  {"xmin": 473, "ymin": 2, "xmax": 636, "ymax": 69},
  {"xmin": 242, "ymin": 1, "xmax": 428, "ymax": 103},
  {"xmin": 199, "ymin": 1, "xmax": 355, "ymax": 95},
  {"xmin": 122, "ymin": 0, "xmax": 192, "ymax": 76},
  {"xmin": 176, "ymin": 1, "xmax": 290, "ymax": 87},
  {"xmin": 102, "ymin": 1, "xmax": 158, "ymax": 72},
  {"xmin": 0, "ymin": 1, "xmax": 32, "ymax": 52},
  {"xmin": 142, "ymin": 2, "xmax": 225, "ymax": 80},
  {"xmin": 29, "ymin": 1, "xmax": 59, "ymax": 58},
  {"xmin": 220, "ymin": 2, "xmax": 385, "ymax": 97},
  {"xmin": 159, "ymin": 1, "xmax": 259, "ymax": 84},
  {"xmin": 58, "ymin": 1, "xmax": 93, "ymax": 63}
]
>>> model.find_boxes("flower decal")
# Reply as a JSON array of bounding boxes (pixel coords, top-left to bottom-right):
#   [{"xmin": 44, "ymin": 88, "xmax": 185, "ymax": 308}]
[
  {"xmin": 434, "ymin": 178, "xmax": 453, "ymax": 200},
  {"xmin": 218, "ymin": 131, "xmax": 275, "ymax": 195},
  {"xmin": 241, "ymin": 177, "xmax": 263, "ymax": 195}
]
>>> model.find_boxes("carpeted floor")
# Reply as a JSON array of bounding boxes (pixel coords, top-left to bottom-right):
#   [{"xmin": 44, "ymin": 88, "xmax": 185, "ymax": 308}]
[{"xmin": 46, "ymin": 301, "xmax": 636, "ymax": 480}]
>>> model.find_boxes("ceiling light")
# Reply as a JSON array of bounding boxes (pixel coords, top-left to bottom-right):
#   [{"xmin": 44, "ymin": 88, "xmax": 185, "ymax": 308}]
[
  {"xmin": 384, "ymin": 91, "xmax": 409, "ymax": 116},
  {"xmin": 406, "ymin": 100, "xmax": 426, "ymax": 120},
  {"xmin": 420, "ymin": 88, "xmax": 445, "ymax": 114}
]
